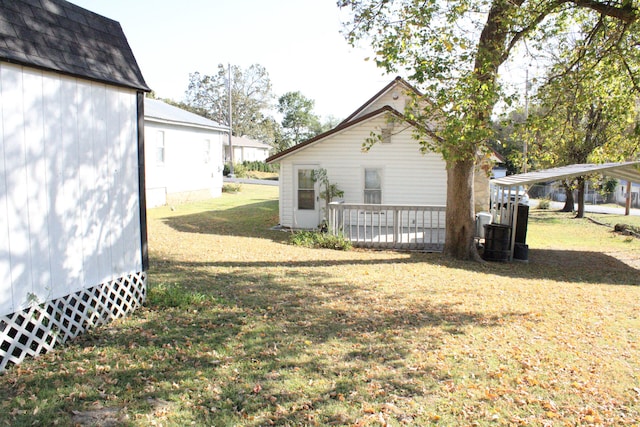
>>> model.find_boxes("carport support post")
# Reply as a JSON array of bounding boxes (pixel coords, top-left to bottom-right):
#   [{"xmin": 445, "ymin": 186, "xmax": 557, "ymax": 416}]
[
  {"xmin": 625, "ymin": 181, "xmax": 632, "ymax": 216},
  {"xmin": 508, "ymin": 185, "xmax": 519, "ymax": 262}
]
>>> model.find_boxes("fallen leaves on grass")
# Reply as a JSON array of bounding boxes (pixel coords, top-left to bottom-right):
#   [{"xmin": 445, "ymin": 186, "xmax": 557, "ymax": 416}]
[{"xmin": 1, "ymin": 188, "xmax": 639, "ymax": 426}]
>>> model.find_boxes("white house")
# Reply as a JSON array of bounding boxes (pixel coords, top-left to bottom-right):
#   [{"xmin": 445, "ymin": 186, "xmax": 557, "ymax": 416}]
[
  {"xmin": 266, "ymin": 77, "xmax": 494, "ymax": 250},
  {"xmin": 145, "ymin": 98, "xmax": 228, "ymax": 207},
  {"xmin": 225, "ymin": 135, "xmax": 271, "ymax": 164},
  {"xmin": 615, "ymin": 180, "xmax": 640, "ymax": 208},
  {"xmin": 0, "ymin": 0, "xmax": 150, "ymax": 371}
]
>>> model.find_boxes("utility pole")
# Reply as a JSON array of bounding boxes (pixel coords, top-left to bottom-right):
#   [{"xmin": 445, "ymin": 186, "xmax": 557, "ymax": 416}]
[
  {"xmin": 523, "ymin": 68, "xmax": 529, "ymax": 174},
  {"xmin": 227, "ymin": 63, "xmax": 235, "ymax": 177}
]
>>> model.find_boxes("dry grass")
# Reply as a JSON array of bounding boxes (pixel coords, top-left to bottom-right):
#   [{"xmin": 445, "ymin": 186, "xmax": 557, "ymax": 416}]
[{"xmin": 1, "ymin": 185, "xmax": 639, "ymax": 426}]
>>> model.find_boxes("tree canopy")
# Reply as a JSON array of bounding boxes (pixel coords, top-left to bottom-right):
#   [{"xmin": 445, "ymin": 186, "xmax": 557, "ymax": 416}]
[
  {"xmin": 277, "ymin": 91, "xmax": 323, "ymax": 150},
  {"xmin": 185, "ymin": 64, "xmax": 273, "ymax": 139},
  {"xmin": 183, "ymin": 65, "xmax": 335, "ymax": 153},
  {"xmin": 524, "ymin": 15, "xmax": 640, "ymax": 216},
  {"xmin": 340, "ymin": 0, "xmax": 640, "ymax": 259}
]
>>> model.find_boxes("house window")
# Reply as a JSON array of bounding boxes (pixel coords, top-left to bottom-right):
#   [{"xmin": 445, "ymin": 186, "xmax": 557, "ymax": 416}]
[
  {"xmin": 298, "ymin": 169, "xmax": 315, "ymax": 210},
  {"xmin": 364, "ymin": 168, "xmax": 382, "ymax": 204},
  {"xmin": 155, "ymin": 131, "xmax": 165, "ymax": 165}
]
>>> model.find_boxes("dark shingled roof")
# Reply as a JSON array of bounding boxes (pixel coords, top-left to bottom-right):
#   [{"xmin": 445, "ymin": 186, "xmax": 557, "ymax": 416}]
[{"xmin": 0, "ymin": 0, "xmax": 150, "ymax": 91}]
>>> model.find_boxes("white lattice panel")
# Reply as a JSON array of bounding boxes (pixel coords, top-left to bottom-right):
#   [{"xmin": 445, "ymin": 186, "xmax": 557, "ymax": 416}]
[{"xmin": 0, "ymin": 272, "xmax": 146, "ymax": 372}]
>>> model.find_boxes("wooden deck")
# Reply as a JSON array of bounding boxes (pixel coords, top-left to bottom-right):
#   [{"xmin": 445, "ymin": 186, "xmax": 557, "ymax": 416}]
[{"xmin": 328, "ymin": 203, "xmax": 446, "ymax": 252}]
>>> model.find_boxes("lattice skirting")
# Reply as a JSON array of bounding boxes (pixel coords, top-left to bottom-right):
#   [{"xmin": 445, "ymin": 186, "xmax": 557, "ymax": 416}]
[{"xmin": 0, "ymin": 272, "xmax": 147, "ymax": 372}]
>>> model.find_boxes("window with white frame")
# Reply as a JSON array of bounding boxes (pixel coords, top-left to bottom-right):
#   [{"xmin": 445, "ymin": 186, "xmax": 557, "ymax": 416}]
[
  {"xmin": 364, "ymin": 168, "xmax": 382, "ymax": 204},
  {"xmin": 155, "ymin": 131, "xmax": 165, "ymax": 165}
]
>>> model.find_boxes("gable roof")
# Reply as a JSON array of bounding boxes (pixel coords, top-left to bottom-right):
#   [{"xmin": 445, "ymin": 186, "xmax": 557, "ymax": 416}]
[
  {"xmin": 0, "ymin": 0, "xmax": 150, "ymax": 91},
  {"xmin": 266, "ymin": 105, "xmax": 411, "ymax": 163},
  {"xmin": 491, "ymin": 161, "xmax": 640, "ymax": 187},
  {"xmin": 339, "ymin": 76, "xmax": 422, "ymax": 126},
  {"xmin": 267, "ymin": 76, "xmax": 505, "ymax": 165},
  {"xmin": 145, "ymin": 98, "xmax": 228, "ymax": 131}
]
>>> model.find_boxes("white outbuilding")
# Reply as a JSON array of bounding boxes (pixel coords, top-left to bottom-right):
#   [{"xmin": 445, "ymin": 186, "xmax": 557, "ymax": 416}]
[{"xmin": 0, "ymin": 0, "xmax": 150, "ymax": 370}]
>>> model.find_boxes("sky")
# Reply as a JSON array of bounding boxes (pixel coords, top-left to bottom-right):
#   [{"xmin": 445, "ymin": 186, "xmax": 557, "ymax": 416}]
[{"xmin": 68, "ymin": 0, "xmax": 393, "ymax": 121}]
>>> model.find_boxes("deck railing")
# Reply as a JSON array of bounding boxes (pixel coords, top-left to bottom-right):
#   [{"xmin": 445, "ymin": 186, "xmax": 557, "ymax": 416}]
[{"xmin": 328, "ymin": 202, "xmax": 446, "ymax": 251}]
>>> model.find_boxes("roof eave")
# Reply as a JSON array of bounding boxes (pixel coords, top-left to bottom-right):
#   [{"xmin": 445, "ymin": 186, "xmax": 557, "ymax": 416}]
[
  {"xmin": 491, "ymin": 161, "xmax": 640, "ymax": 187},
  {"xmin": 144, "ymin": 116, "xmax": 229, "ymax": 132},
  {"xmin": 0, "ymin": 57, "xmax": 151, "ymax": 92}
]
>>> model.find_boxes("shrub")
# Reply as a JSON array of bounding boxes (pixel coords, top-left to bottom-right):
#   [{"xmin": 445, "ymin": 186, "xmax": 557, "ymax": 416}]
[
  {"xmin": 232, "ymin": 163, "xmax": 247, "ymax": 178},
  {"xmin": 289, "ymin": 230, "xmax": 352, "ymax": 251},
  {"xmin": 222, "ymin": 183, "xmax": 242, "ymax": 193},
  {"xmin": 537, "ymin": 198, "xmax": 551, "ymax": 210},
  {"xmin": 242, "ymin": 160, "xmax": 277, "ymax": 173},
  {"xmin": 223, "ymin": 162, "xmax": 248, "ymax": 177}
]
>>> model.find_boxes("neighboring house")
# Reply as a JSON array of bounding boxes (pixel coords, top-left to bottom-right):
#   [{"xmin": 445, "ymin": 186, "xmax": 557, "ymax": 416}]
[
  {"xmin": 614, "ymin": 180, "xmax": 640, "ymax": 208},
  {"xmin": 0, "ymin": 0, "xmax": 150, "ymax": 371},
  {"xmin": 224, "ymin": 135, "xmax": 271, "ymax": 164},
  {"xmin": 266, "ymin": 77, "xmax": 492, "ymax": 233},
  {"xmin": 145, "ymin": 98, "xmax": 228, "ymax": 207}
]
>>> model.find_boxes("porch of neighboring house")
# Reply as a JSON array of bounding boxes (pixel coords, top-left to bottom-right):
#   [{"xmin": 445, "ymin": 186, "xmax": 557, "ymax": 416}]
[{"xmin": 328, "ymin": 203, "xmax": 446, "ymax": 251}]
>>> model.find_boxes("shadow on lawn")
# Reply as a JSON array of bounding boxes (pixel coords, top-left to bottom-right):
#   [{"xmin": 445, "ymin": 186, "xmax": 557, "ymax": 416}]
[
  {"xmin": 158, "ymin": 202, "xmax": 638, "ymax": 287},
  {"xmin": 141, "ymin": 263, "xmax": 532, "ymax": 426},
  {"xmin": 158, "ymin": 245, "xmax": 639, "ymax": 287},
  {"xmin": 7, "ymin": 250, "xmax": 633, "ymax": 425},
  {"xmin": 495, "ymin": 248, "xmax": 640, "ymax": 286},
  {"xmin": 1, "ymin": 259, "xmax": 527, "ymax": 426},
  {"xmin": 6, "ymin": 207, "xmax": 637, "ymax": 425}
]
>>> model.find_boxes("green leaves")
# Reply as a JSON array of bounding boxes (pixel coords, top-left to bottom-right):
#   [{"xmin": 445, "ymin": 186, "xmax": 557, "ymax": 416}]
[
  {"xmin": 185, "ymin": 64, "xmax": 273, "ymax": 139},
  {"xmin": 277, "ymin": 91, "xmax": 322, "ymax": 148}
]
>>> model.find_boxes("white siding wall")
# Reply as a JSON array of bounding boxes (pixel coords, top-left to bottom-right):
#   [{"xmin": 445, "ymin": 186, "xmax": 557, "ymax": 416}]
[
  {"xmin": 240, "ymin": 147, "xmax": 269, "ymax": 162},
  {"xmin": 0, "ymin": 63, "xmax": 142, "ymax": 316},
  {"xmin": 145, "ymin": 121, "xmax": 224, "ymax": 207},
  {"xmin": 279, "ymin": 162, "xmax": 293, "ymax": 227},
  {"xmin": 278, "ymin": 114, "xmax": 447, "ymax": 228}
]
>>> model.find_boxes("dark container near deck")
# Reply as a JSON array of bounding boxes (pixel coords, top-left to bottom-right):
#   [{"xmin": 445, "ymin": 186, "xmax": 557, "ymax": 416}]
[
  {"xmin": 515, "ymin": 204, "xmax": 529, "ymax": 245},
  {"xmin": 483, "ymin": 223, "xmax": 511, "ymax": 262}
]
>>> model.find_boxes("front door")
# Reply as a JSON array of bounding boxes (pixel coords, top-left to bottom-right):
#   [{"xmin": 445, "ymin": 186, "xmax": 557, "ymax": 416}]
[{"xmin": 294, "ymin": 166, "xmax": 320, "ymax": 229}]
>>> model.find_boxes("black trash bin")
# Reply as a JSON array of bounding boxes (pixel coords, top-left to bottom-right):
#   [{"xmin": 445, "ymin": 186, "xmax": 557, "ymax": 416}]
[
  {"xmin": 482, "ymin": 223, "xmax": 511, "ymax": 262},
  {"xmin": 515, "ymin": 204, "xmax": 529, "ymax": 245},
  {"xmin": 513, "ymin": 242, "xmax": 529, "ymax": 261}
]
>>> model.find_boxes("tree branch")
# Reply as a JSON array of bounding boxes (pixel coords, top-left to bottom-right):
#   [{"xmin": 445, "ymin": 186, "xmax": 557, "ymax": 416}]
[
  {"xmin": 567, "ymin": 0, "xmax": 638, "ymax": 23},
  {"xmin": 503, "ymin": 0, "xmax": 568, "ymax": 62},
  {"xmin": 619, "ymin": 51, "xmax": 640, "ymax": 92}
]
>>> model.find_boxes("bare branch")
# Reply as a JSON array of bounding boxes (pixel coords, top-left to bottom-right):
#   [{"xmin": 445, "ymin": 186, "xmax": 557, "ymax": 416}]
[
  {"xmin": 503, "ymin": 0, "xmax": 568, "ymax": 62},
  {"xmin": 567, "ymin": 0, "xmax": 638, "ymax": 23}
]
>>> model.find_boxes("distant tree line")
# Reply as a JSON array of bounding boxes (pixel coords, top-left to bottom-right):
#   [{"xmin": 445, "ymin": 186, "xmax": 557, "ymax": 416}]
[{"xmin": 149, "ymin": 64, "xmax": 338, "ymax": 155}]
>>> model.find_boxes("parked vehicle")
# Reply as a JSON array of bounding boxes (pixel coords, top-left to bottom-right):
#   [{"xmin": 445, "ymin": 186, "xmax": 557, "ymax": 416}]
[{"xmin": 490, "ymin": 184, "xmax": 529, "ymax": 207}]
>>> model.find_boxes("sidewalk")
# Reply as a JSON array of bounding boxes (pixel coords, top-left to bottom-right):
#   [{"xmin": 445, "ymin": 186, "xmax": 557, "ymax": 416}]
[
  {"xmin": 541, "ymin": 200, "xmax": 640, "ymax": 216},
  {"xmin": 223, "ymin": 177, "xmax": 278, "ymax": 186}
]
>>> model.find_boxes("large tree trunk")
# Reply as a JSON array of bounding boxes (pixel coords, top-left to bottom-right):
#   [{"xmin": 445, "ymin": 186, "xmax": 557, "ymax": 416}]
[
  {"xmin": 575, "ymin": 178, "xmax": 585, "ymax": 218},
  {"xmin": 441, "ymin": 0, "xmax": 514, "ymax": 261},
  {"xmin": 562, "ymin": 184, "xmax": 575, "ymax": 212},
  {"xmin": 444, "ymin": 158, "xmax": 482, "ymax": 261}
]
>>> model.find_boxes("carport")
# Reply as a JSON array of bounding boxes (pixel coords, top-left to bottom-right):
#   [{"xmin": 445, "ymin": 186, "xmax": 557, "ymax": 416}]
[{"xmin": 488, "ymin": 161, "xmax": 640, "ymax": 262}]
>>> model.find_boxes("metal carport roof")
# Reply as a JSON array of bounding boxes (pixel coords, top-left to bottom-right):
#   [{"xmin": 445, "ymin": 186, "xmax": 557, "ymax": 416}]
[
  {"xmin": 487, "ymin": 161, "xmax": 640, "ymax": 262},
  {"xmin": 491, "ymin": 161, "xmax": 640, "ymax": 187}
]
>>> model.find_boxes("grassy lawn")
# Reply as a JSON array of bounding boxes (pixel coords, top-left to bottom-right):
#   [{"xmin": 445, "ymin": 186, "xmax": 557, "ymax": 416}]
[
  {"xmin": 2, "ymin": 185, "xmax": 639, "ymax": 426},
  {"xmin": 588, "ymin": 212, "xmax": 640, "ymax": 230}
]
